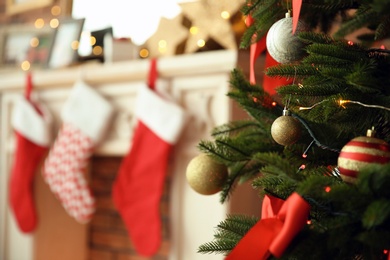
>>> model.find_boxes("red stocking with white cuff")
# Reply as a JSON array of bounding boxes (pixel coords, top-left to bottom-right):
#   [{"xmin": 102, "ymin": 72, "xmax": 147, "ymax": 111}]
[
  {"xmin": 43, "ymin": 81, "xmax": 114, "ymax": 223},
  {"xmin": 9, "ymin": 76, "xmax": 52, "ymax": 233},
  {"xmin": 113, "ymin": 80, "xmax": 185, "ymax": 256}
]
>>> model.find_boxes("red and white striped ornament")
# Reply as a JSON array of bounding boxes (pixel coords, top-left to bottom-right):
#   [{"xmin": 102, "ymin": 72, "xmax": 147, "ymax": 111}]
[{"xmin": 337, "ymin": 128, "xmax": 390, "ymax": 183}]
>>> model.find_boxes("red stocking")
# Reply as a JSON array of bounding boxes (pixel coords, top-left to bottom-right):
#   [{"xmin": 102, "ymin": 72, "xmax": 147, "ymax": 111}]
[
  {"xmin": 43, "ymin": 81, "xmax": 114, "ymax": 223},
  {"xmin": 113, "ymin": 61, "xmax": 185, "ymax": 256},
  {"xmin": 9, "ymin": 73, "xmax": 52, "ymax": 233}
]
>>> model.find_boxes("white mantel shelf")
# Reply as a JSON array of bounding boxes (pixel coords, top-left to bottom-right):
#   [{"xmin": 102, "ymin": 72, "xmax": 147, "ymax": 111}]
[
  {"xmin": 0, "ymin": 50, "xmax": 260, "ymax": 260},
  {"xmin": 0, "ymin": 50, "xmax": 237, "ymax": 91}
]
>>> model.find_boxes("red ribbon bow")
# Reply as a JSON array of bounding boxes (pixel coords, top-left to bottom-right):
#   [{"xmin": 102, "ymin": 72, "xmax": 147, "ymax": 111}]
[{"xmin": 225, "ymin": 192, "xmax": 310, "ymax": 260}]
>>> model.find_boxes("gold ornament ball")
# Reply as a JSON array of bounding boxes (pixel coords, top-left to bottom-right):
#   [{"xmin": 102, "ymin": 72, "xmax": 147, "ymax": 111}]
[
  {"xmin": 271, "ymin": 115, "xmax": 302, "ymax": 146},
  {"xmin": 186, "ymin": 153, "xmax": 228, "ymax": 195}
]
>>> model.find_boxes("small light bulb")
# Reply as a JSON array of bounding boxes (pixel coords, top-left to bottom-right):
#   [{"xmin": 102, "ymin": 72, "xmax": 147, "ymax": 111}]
[
  {"xmin": 30, "ymin": 37, "xmax": 39, "ymax": 48},
  {"xmin": 158, "ymin": 40, "xmax": 167, "ymax": 48},
  {"xmin": 50, "ymin": 18, "xmax": 59, "ymax": 28},
  {"xmin": 34, "ymin": 18, "xmax": 44, "ymax": 28},
  {"xmin": 51, "ymin": 5, "xmax": 61, "ymax": 16},
  {"xmin": 92, "ymin": 46, "xmax": 103, "ymax": 55},
  {"xmin": 71, "ymin": 40, "xmax": 80, "ymax": 50},
  {"xmin": 90, "ymin": 36, "xmax": 96, "ymax": 46},
  {"xmin": 197, "ymin": 39, "xmax": 205, "ymax": 48},
  {"xmin": 190, "ymin": 26, "xmax": 198, "ymax": 35},
  {"xmin": 139, "ymin": 48, "xmax": 149, "ymax": 58},
  {"xmin": 221, "ymin": 11, "xmax": 230, "ymax": 19},
  {"xmin": 21, "ymin": 61, "xmax": 31, "ymax": 71},
  {"xmin": 338, "ymin": 99, "xmax": 349, "ymax": 108}
]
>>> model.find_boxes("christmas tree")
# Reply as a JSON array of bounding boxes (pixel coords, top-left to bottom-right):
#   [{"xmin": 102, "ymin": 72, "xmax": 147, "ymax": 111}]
[{"xmin": 186, "ymin": 0, "xmax": 390, "ymax": 259}]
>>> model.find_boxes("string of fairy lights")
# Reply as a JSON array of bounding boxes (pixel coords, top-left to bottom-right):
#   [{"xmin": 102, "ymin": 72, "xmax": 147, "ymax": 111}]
[
  {"xmin": 284, "ymin": 97, "xmax": 390, "ymax": 176},
  {"xmin": 299, "ymin": 99, "xmax": 390, "ymax": 112},
  {"xmin": 275, "ymin": 61, "xmax": 390, "ymax": 175}
]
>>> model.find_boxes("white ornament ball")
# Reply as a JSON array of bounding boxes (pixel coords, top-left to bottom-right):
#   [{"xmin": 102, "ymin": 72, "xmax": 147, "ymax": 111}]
[{"xmin": 266, "ymin": 13, "xmax": 308, "ymax": 63}]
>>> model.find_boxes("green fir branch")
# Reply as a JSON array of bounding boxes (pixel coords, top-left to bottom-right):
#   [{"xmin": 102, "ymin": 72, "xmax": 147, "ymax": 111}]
[
  {"xmin": 370, "ymin": 0, "xmax": 390, "ymax": 15},
  {"xmin": 375, "ymin": 16, "xmax": 390, "ymax": 40},
  {"xmin": 319, "ymin": 66, "xmax": 354, "ymax": 80},
  {"xmin": 196, "ymin": 1, "xmax": 390, "ymax": 258},
  {"xmin": 197, "ymin": 140, "xmax": 248, "ymax": 164},
  {"xmin": 302, "ymin": 0, "xmax": 357, "ymax": 12},
  {"xmin": 252, "ymin": 152, "xmax": 301, "ymax": 176},
  {"xmin": 298, "ymin": 31, "xmax": 336, "ymax": 45},
  {"xmin": 210, "ymin": 120, "xmax": 265, "ymax": 137},
  {"xmin": 345, "ymin": 60, "xmax": 384, "ymax": 94},
  {"xmin": 356, "ymin": 231, "xmax": 390, "ymax": 250},
  {"xmin": 239, "ymin": 0, "xmax": 285, "ymax": 48},
  {"xmin": 362, "ymin": 200, "xmax": 390, "ymax": 229},
  {"xmin": 197, "ymin": 240, "xmax": 236, "ymax": 255},
  {"xmin": 252, "ymin": 173, "xmax": 297, "ymax": 199},
  {"xmin": 302, "ymin": 53, "xmax": 354, "ymax": 66},
  {"xmin": 197, "ymin": 214, "xmax": 259, "ymax": 255},
  {"xmin": 306, "ymin": 43, "xmax": 368, "ymax": 62},
  {"xmin": 228, "ymin": 69, "xmax": 279, "ymax": 123},
  {"xmin": 218, "ymin": 214, "xmax": 259, "ymax": 237},
  {"xmin": 265, "ymin": 64, "xmax": 319, "ymax": 78},
  {"xmin": 277, "ymin": 82, "xmax": 346, "ymax": 96},
  {"xmin": 219, "ymin": 161, "xmax": 249, "ymax": 203},
  {"xmin": 334, "ymin": 7, "xmax": 379, "ymax": 39},
  {"xmin": 357, "ymin": 164, "xmax": 390, "ymax": 198}
]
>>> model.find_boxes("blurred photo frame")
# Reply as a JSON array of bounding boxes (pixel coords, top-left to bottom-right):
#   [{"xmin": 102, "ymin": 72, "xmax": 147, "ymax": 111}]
[
  {"xmin": 48, "ymin": 18, "xmax": 85, "ymax": 69},
  {"xmin": 0, "ymin": 23, "xmax": 55, "ymax": 70},
  {"xmin": 78, "ymin": 27, "xmax": 113, "ymax": 62}
]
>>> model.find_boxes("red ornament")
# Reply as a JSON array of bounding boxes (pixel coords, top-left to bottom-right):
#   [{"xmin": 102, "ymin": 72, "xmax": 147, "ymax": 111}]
[{"xmin": 337, "ymin": 128, "xmax": 390, "ymax": 183}]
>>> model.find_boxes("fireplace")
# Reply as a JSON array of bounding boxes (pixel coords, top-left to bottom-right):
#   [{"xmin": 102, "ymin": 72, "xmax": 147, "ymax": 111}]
[
  {"xmin": 0, "ymin": 50, "xmax": 262, "ymax": 260},
  {"xmin": 30, "ymin": 155, "xmax": 170, "ymax": 260}
]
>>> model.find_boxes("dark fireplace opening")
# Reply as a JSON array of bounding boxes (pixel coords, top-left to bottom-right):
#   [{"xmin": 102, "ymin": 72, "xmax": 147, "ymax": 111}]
[{"xmin": 89, "ymin": 156, "xmax": 171, "ymax": 260}]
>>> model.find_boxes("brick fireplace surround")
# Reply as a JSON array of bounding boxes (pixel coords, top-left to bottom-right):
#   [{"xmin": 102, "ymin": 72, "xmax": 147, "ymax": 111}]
[
  {"xmin": 88, "ymin": 156, "xmax": 170, "ymax": 260},
  {"xmin": 0, "ymin": 50, "xmax": 263, "ymax": 260}
]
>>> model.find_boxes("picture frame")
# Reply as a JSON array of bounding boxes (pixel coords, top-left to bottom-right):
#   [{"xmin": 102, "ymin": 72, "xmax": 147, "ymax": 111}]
[
  {"xmin": 78, "ymin": 27, "xmax": 113, "ymax": 62},
  {"xmin": 0, "ymin": 23, "xmax": 55, "ymax": 70},
  {"xmin": 48, "ymin": 18, "xmax": 85, "ymax": 69},
  {"xmin": 6, "ymin": 0, "xmax": 53, "ymax": 15}
]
